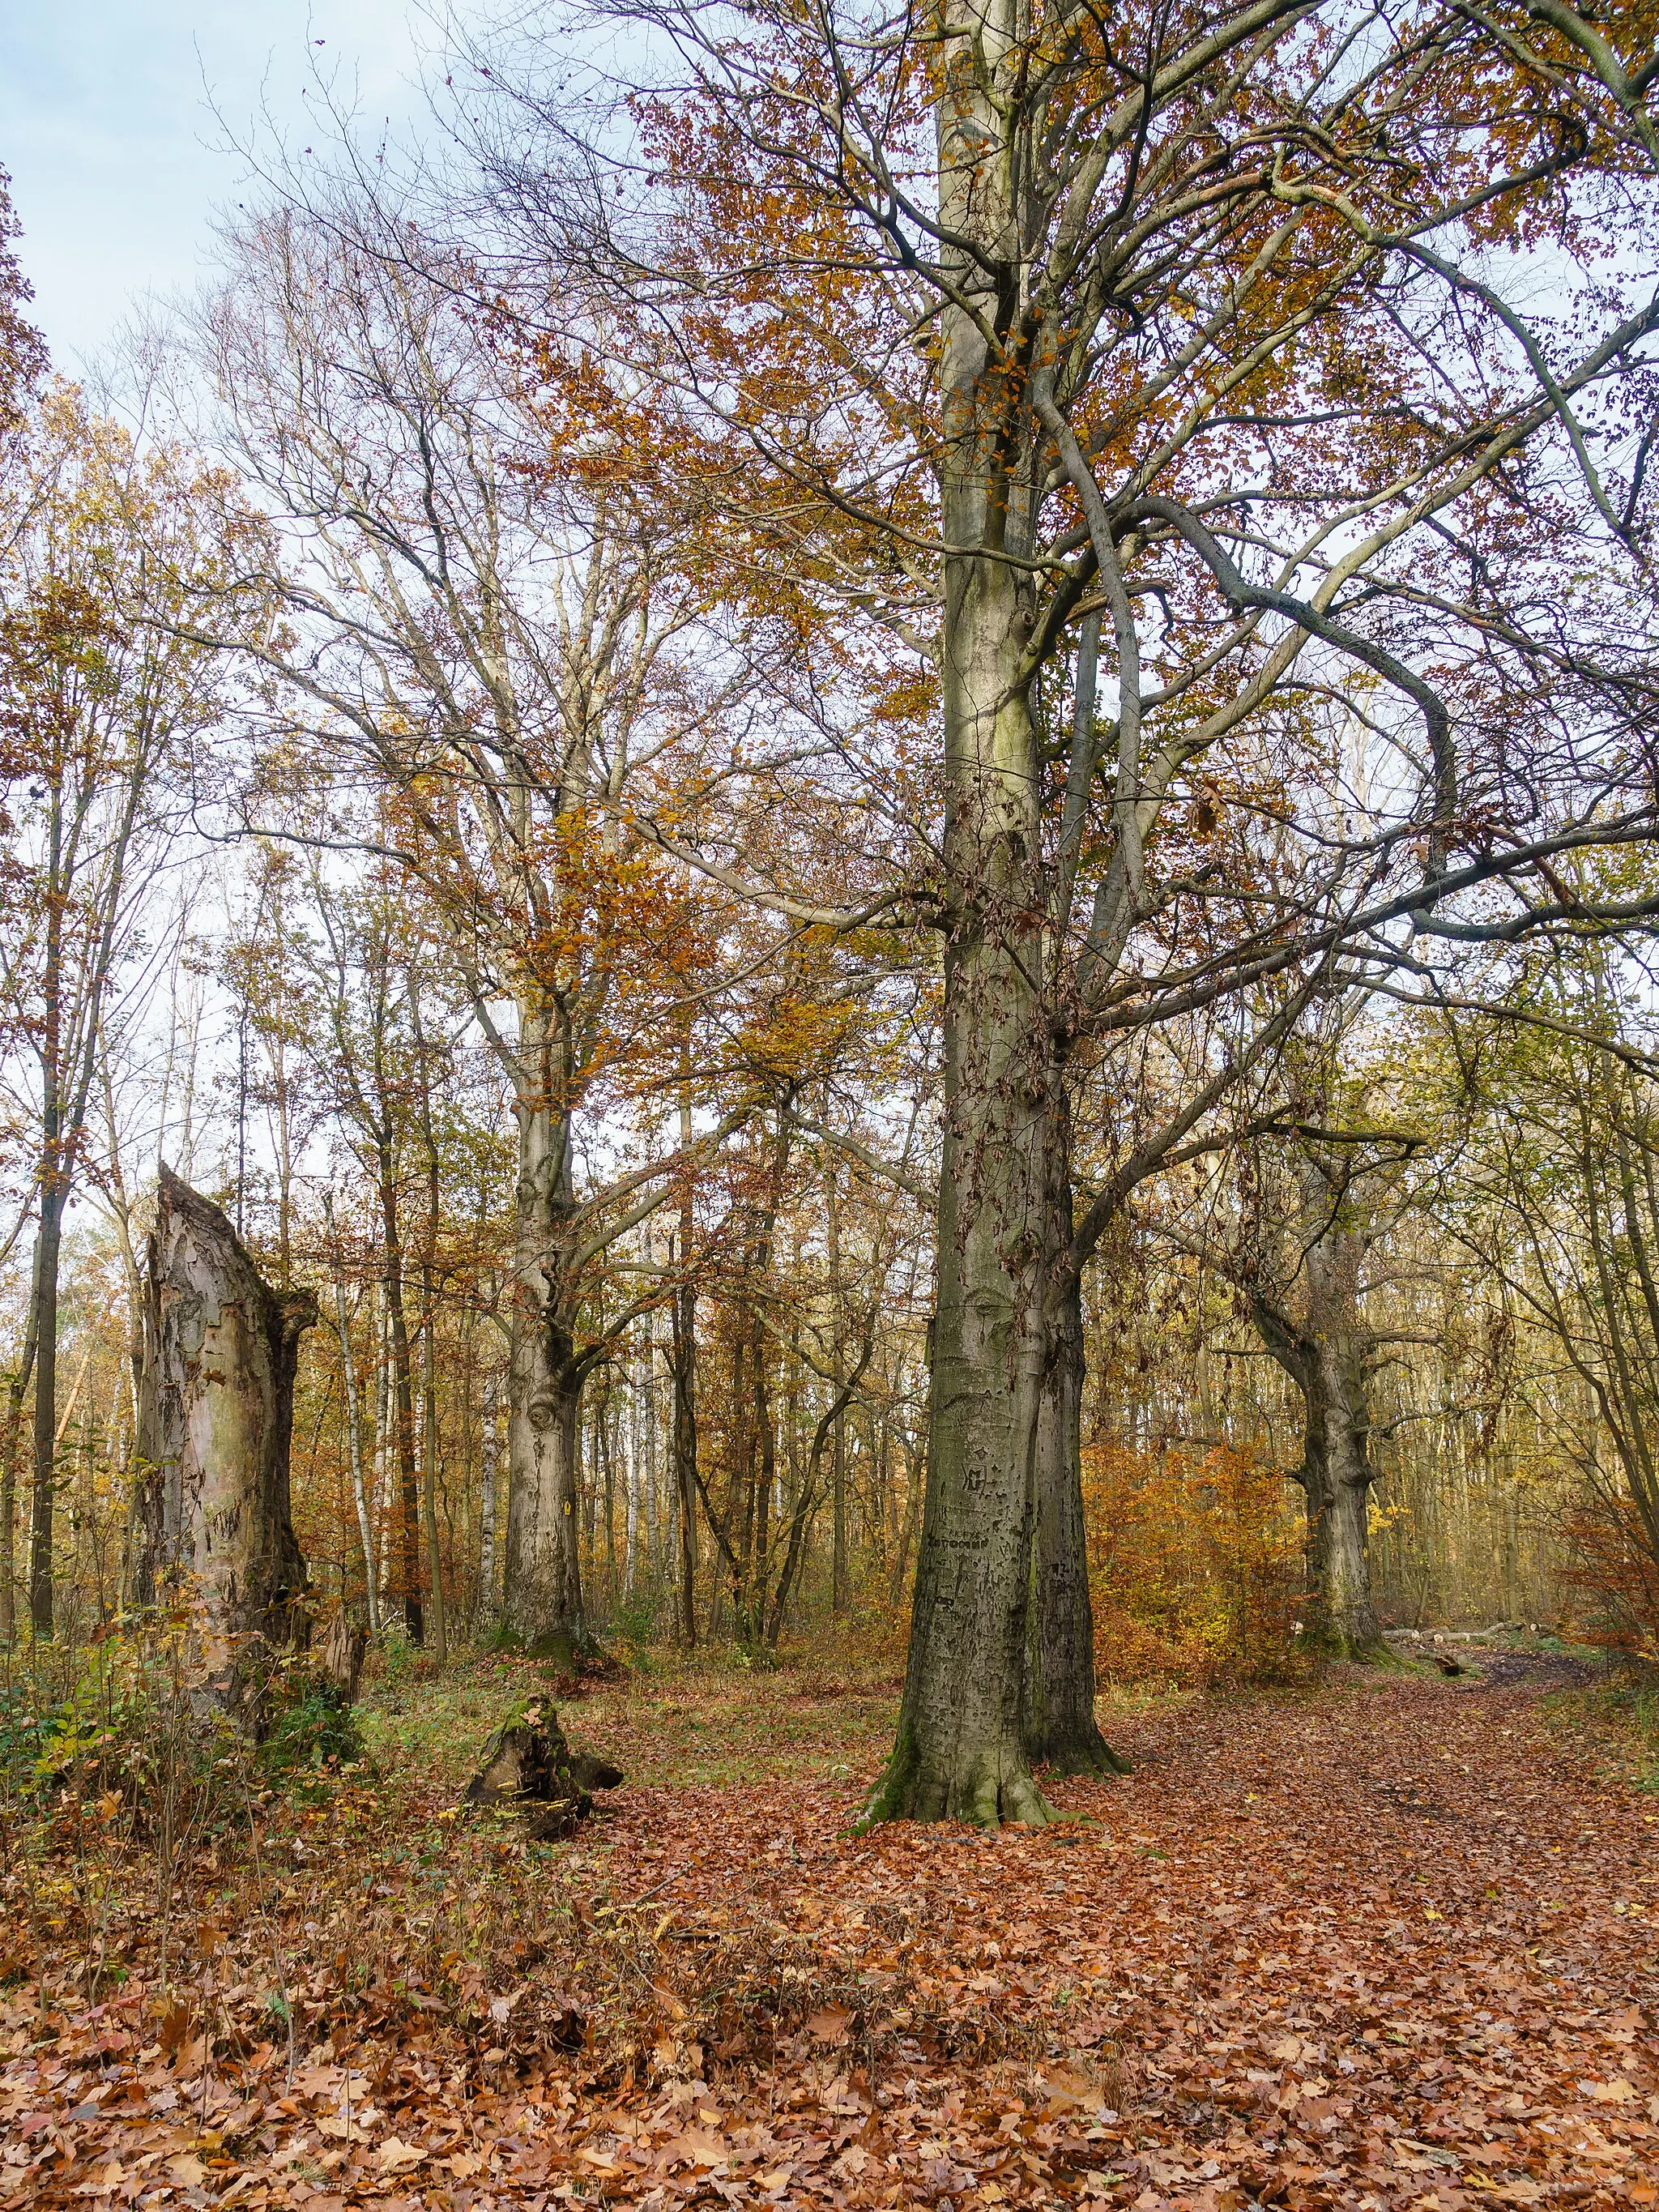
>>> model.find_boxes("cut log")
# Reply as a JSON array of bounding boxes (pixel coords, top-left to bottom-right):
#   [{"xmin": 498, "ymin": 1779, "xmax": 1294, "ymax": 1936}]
[{"xmin": 134, "ymin": 1168, "xmax": 318, "ymax": 1710}]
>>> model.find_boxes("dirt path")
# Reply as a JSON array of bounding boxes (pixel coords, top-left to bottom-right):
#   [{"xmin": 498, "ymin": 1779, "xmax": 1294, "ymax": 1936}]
[
  {"xmin": 3, "ymin": 1669, "xmax": 1654, "ymax": 2210},
  {"xmin": 586, "ymin": 1670, "xmax": 1657, "ymax": 2209}
]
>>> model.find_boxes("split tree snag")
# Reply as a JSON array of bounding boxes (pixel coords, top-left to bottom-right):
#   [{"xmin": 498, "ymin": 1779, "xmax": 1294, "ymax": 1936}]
[
  {"xmin": 319, "ymin": 1610, "xmax": 369, "ymax": 1702},
  {"xmin": 134, "ymin": 1168, "xmax": 318, "ymax": 1706}
]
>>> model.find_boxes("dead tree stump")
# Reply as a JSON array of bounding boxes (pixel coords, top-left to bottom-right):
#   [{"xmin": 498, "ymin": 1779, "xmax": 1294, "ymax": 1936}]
[
  {"xmin": 134, "ymin": 1168, "xmax": 318, "ymax": 1711},
  {"xmin": 463, "ymin": 1705, "xmax": 623, "ymax": 1839},
  {"xmin": 319, "ymin": 1610, "xmax": 369, "ymax": 1702}
]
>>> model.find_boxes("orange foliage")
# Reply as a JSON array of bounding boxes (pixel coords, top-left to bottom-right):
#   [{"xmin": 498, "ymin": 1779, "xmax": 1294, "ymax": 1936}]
[{"xmin": 1085, "ymin": 1439, "xmax": 1310, "ymax": 1688}]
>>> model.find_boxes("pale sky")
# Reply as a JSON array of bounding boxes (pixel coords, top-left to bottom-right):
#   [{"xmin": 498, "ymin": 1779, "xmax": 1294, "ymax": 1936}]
[{"xmin": 0, "ymin": 3, "xmax": 441, "ymax": 368}]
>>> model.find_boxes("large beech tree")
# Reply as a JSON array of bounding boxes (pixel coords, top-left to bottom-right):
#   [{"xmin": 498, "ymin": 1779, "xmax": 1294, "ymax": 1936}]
[{"xmin": 465, "ymin": 0, "xmax": 1659, "ymax": 1818}]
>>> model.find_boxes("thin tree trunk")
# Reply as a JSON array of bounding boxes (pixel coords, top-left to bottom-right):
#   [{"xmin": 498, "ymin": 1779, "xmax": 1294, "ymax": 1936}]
[
  {"xmin": 29, "ymin": 1181, "xmax": 65, "ymax": 1638},
  {"xmin": 751, "ymin": 1315, "xmax": 774, "ymax": 1639},
  {"xmin": 827, "ymin": 1159, "xmax": 849, "ymax": 1615},
  {"xmin": 670, "ymin": 1263, "xmax": 698, "ymax": 1647},
  {"xmin": 477, "ymin": 1368, "xmax": 500, "ymax": 1633},
  {"xmin": 372, "ymin": 1284, "xmax": 391, "ymax": 1620},
  {"xmin": 326, "ymin": 1203, "xmax": 379, "ymax": 1636},
  {"xmin": 625, "ymin": 1338, "xmax": 640, "ymax": 1597},
  {"xmin": 0, "ymin": 1303, "xmax": 40, "ymax": 1644},
  {"xmin": 377, "ymin": 1148, "xmax": 422, "ymax": 1644},
  {"xmin": 420, "ymin": 1285, "xmax": 447, "ymax": 1663}
]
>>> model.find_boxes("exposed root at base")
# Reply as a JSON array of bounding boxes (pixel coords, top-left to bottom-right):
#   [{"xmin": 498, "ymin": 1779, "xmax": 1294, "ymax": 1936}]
[
  {"xmin": 859, "ymin": 1735, "xmax": 1059, "ymax": 1830},
  {"xmin": 1037, "ymin": 1725, "xmax": 1133, "ymax": 1779}
]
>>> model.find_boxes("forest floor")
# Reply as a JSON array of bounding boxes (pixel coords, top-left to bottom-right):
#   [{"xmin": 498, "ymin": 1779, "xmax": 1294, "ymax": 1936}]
[{"xmin": 2, "ymin": 1638, "xmax": 1657, "ymax": 2211}]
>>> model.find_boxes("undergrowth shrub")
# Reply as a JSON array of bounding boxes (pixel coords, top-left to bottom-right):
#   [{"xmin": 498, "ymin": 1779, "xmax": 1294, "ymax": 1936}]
[
  {"xmin": 1086, "ymin": 1439, "xmax": 1309, "ymax": 1686},
  {"xmin": 1560, "ymin": 1492, "xmax": 1659, "ymax": 1663},
  {"xmin": 258, "ymin": 1677, "xmax": 361, "ymax": 1776}
]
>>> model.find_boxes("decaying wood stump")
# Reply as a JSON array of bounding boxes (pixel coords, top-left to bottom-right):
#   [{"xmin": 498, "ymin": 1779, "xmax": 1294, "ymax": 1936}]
[
  {"xmin": 463, "ymin": 1705, "xmax": 624, "ymax": 1839},
  {"xmin": 134, "ymin": 1168, "xmax": 318, "ymax": 1710},
  {"xmin": 319, "ymin": 1611, "xmax": 369, "ymax": 1703}
]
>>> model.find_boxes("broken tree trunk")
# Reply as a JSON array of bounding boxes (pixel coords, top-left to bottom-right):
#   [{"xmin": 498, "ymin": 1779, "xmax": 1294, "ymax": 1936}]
[
  {"xmin": 463, "ymin": 1704, "xmax": 623, "ymax": 1839},
  {"xmin": 319, "ymin": 1609, "xmax": 369, "ymax": 1702},
  {"xmin": 134, "ymin": 1168, "xmax": 318, "ymax": 1706}
]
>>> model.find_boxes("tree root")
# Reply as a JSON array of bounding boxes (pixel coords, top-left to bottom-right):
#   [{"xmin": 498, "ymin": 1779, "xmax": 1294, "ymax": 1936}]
[
  {"xmin": 1035, "ymin": 1723, "xmax": 1132, "ymax": 1778},
  {"xmin": 859, "ymin": 1725, "xmax": 1058, "ymax": 1830}
]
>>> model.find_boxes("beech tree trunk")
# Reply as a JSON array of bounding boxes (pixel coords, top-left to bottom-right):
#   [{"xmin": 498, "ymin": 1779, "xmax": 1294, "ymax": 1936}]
[
  {"xmin": 502, "ymin": 1318, "xmax": 586, "ymax": 1653},
  {"xmin": 864, "ymin": 0, "xmax": 1064, "ymax": 1826},
  {"xmin": 868, "ymin": 538, "xmax": 1054, "ymax": 1822},
  {"xmin": 1026, "ymin": 1262, "xmax": 1129, "ymax": 1774},
  {"xmin": 500, "ymin": 1044, "xmax": 590, "ymax": 1655},
  {"xmin": 1295, "ymin": 1330, "xmax": 1384, "ymax": 1657},
  {"xmin": 134, "ymin": 1170, "xmax": 317, "ymax": 1700},
  {"xmin": 1251, "ymin": 1183, "xmax": 1385, "ymax": 1659}
]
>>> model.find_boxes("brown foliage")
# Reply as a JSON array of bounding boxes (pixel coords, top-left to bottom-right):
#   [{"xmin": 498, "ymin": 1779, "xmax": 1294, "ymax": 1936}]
[{"xmin": 1562, "ymin": 1495, "xmax": 1659, "ymax": 1665}]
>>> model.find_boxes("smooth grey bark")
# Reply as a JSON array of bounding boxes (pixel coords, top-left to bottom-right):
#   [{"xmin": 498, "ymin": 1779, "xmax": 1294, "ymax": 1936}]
[
  {"xmin": 134, "ymin": 1170, "xmax": 317, "ymax": 1701},
  {"xmin": 867, "ymin": 0, "xmax": 1078, "ymax": 1826},
  {"xmin": 1249, "ymin": 1169, "xmax": 1385, "ymax": 1658},
  {"xmin": 1026, "ymin": 1262, "xmax": 1131, "ymax": 1774},
  {"xmin": 499, "ymin": 1013, "xmax": 591, "ymax": 1655},
  {"xmin": 866, "ymin": 412, "xmax": 1056, "ymax": 1822}
]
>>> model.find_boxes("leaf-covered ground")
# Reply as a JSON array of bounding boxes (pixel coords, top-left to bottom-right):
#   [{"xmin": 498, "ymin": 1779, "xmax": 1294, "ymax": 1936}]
[{"xmin": 3, "ymin": 1650, "xmax": 1656, "ymax": 2210}]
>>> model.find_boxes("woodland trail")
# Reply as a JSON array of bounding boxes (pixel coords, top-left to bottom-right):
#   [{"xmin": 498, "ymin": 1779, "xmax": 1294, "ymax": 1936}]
[{"xmin": 2, "ymin": 1664, "xmax": 1655, "ymax": 2210}]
